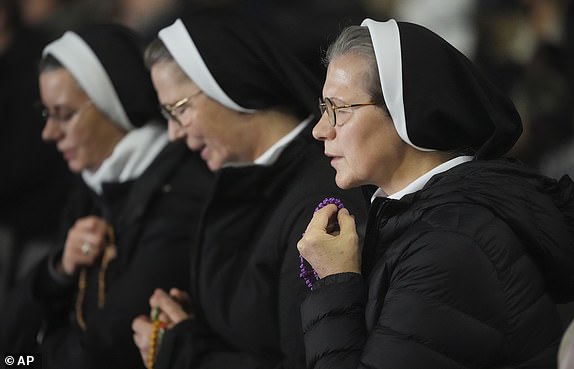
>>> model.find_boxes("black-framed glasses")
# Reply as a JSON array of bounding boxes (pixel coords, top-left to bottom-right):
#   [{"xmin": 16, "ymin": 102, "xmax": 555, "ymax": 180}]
[
  {"xmin": 160, "ymin": 90, "xmax": 203, "ymax": 127},
  {"xmin": 319, "ymin": 97, "xmax": 377, "ymax": 127},
  {"xmin": 41, "ymin": 100, "xmax": 93, "ymax": 125}
]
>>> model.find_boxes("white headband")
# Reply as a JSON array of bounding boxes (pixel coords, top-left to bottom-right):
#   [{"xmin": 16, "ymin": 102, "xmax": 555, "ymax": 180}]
[
  {"xmin": 158, "ymin": 19, "xmax": 256, "ymax": 114},
  {"xmin": 361, "ymin": 18, "xmax": 433, "ymax": 152},
  {"xmin": 43, "ymin": 31, "xmax": 133, "ymax": 131}
]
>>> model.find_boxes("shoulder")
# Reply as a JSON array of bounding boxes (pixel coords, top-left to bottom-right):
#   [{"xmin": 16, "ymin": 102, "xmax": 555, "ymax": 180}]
[
  {"xmin": 403, "ymin": 202, "xmax": 522, "ymax": 267},
  {"xmin": 146, "ymin": 140, "xmax": 213, "ymax": 192},
  {"xmin": 371, "ymin": 198, "xmax": 524, "ymax": 293},
  {"xmin": 120, "ymin": 141, "xmax": 212, "ymax": 224}
]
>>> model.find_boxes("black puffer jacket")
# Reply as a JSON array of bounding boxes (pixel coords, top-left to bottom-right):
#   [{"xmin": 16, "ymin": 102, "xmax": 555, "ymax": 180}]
[{"xmin": 301, "ymin": 159, "xmax": 574, "ymax": 369}]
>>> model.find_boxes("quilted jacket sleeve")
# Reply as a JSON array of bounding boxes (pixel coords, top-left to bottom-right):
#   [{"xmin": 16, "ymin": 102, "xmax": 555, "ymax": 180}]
[{"xmin": 300, "ymin": 231, "xmax": 528, "ymax": 369}]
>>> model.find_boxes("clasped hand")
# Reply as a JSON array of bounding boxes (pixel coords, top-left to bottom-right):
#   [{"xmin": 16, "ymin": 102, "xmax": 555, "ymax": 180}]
[
  {"xmin": 132, "ymin": 288, "xmax": 193, "ymax": 367},
  {"xmin": 297, "ymin": 204, "xmax": 361, "ymax": 278},
  {"xmin": 59, "ymin": 216, "xmax": 108, "ymax": 276}
]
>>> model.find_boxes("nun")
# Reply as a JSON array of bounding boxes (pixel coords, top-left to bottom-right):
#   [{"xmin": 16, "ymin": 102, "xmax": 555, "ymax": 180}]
[
  {"xmin": 297, "ymin": 19, "xmax": 574, "ymax": 368},
  {"xmin": 130, "ymin": 11, "xmax": 369, "ymax": 369},
  {"xmin": 0, "ymin": 24, "xmax": 212, "ymax": 368}
]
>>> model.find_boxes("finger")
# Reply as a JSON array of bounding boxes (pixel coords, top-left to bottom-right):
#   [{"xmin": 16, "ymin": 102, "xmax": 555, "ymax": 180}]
[
  {"xmin": 72, "ymin": 217, "xmax": 107, "ymax": 238},
  {"xmin": 305, "ymin": 204, "xmax": 339, "ymax": 233},
  {"xmin": 132, "ymin": 333, "xmax": 150, "ymax": 367},
  {"xmin": 141, "ymin": 352, "xmax": 150, "ymax": 368},
  {"xmin": 169, "ymin": 288, "xmax": 191, "ymax": 305},
  {"xmin": 80, "ymin": 236, "xmax": 105, "ymax": 250},
  {"xmin": 65, "ymin": 233, "xmax": 104, "ymax": 260},
  {"xmin": 72, "ymin": 217, "xmax": 109, "ymax": 246},
  {"xmin": 61, "ymin": 235, "xmax": 104, "ymax": 274},
  {"xmin": 133, "ymin": 331, "xmax": 146, "ymax": 350},
  {"xmin": 157, "ymin": 311, "xmax": 172, "ymax": 326},
  {"xmin": 152, "ymin": 290, "xmax": 189, "ymax": 324},
  {"xmin": 298, "ymin": 230, "xmax": 311, "ymax": 255},
  {"xmin": 73, "ymin": 243, "xmax": 102, "ymax": 264},
  {"xmin": 169, "ymin": 287, "xmax": 186, "ymax": 299},
  {"xmin": 132, "ymin": 316, "xmax": 152, "ymax": 360},
  {"xmin": 169, "ymin": 288, "xmax": 194, "ymax": 317},
  {"xmin": 78, "ymin": 216, "xmax": 108, "ymax": 232},
  {"xmin": 149, "ymin": 288, "xmax": 169, "ymax": 307},
  {"xmin": 169, "ymin": 288, "xmax": 186, "ymax": 307},
  {"xmin": 132, "ymin": 315, "xmax": 152, "ymax": 333},
  {"xmin": 337, "ymin": 208, "xmax": 357, "ymax": 235}
]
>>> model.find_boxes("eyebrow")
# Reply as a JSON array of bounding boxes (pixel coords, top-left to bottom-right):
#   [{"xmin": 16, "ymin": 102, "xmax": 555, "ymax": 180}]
[
  {"xmin": 325, "ymin": 96, "xmax": 361, "ymax": 105},
  {"xmin": 51, "ymin": 104, "xmax": 76, "ymax": 112}
]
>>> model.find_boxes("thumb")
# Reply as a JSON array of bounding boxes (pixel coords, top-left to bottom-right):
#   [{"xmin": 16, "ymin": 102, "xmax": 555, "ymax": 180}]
[
  {"xmin": 155, "ymin": 290, "xmax": 189, "ymax": 324},
  {"xmin": 337, "ymin": 208, "xmax": 357, "ymax": 235},
  {"xmin": 306, "ymin": 204, "xmax": 339, "ymax": 233}
]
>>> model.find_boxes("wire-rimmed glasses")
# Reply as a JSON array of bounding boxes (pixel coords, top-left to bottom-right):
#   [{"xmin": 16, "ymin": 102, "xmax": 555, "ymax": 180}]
[
  {"xmin": 160, "ymin": 90, "xmax": 203, "ymax": 127},
  {"xmin": 41, "ymin": 100, "xmax": 93, "ymax": 126},
  {"xmin": 319, "ymin": 97, "xmax": 377, "ymax": 127}
]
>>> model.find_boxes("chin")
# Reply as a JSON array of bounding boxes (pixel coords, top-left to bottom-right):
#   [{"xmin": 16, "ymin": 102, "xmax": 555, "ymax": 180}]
[
  {"xmin": 185, "ymin": 138, "xmax": 204, "ymax": 152},
  {"xmin": 67, "ymin": 161, "xmax": 83, "ymax": 174},
  {"xmin": 334, "ymin": 174, "xmax": 357, "ymax": 190},
  {"xmin": 206, "ymin": 159, "xmax": 222, "ymax": 172}
]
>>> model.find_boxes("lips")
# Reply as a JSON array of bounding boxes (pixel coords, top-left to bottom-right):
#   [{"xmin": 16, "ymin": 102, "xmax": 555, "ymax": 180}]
[
  {"xmin": 200, "ymin": 145, "xmax": 209, "ymax": 160},
  {"xmin": 324, "ymin": 152, "xmax": 342, "ymax": 168},
  {"xmin": 325, "ymin": 152, "xmax": 340, "ymax": 160},
  {"xmin": 61, "ymin": 148, "xmax": 74, "ymax": 161},
  {"xmin": 330, "ymin": 157, "xmax": 342, "ymax": 167}
]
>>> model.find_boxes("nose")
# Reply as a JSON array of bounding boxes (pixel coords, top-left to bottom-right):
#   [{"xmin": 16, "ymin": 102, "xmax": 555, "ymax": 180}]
[
  {"xmin": 41, "ymin": 119, "xmax": 64, "ymax": 142},
  {"xmin": 312, "ymin": 113, "xmax": 335, "ymax": 142},
  {"xmin": 167, "ymin": 121, "xmax": 186, "ymax": 141}
]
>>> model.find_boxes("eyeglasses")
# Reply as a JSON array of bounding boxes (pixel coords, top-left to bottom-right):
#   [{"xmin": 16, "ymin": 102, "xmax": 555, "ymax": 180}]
[
  {"xmin": 41, "ymin": 100, "xmax": 93, "ymax": 125},
  {"xmin": 319, "ymin": 97, "xmax": 377, "ymax": 127},
  {"xmin": 160, "ymin": 90, "xmax": 203, "ymax": 127}
]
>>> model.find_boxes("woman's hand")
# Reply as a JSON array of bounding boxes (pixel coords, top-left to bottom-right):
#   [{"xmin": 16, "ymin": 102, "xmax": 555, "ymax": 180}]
[
  {"xmin": 149, "ymin": 288, "xmax": 194, "ymax": 326},
  {"xmin": 59, "ymin": 216, "xmax": 108, "ymax": 276},
  {"xmin": 132, "ymin": 315, "xmax": 154, "ymax": 367},
  {"xmin": 132, "ymin": 288, "xmax": 194, "ymax": 367},
  {"xmin": 297, "ymin": 204, "xmax": 361, "ymax": 278}
]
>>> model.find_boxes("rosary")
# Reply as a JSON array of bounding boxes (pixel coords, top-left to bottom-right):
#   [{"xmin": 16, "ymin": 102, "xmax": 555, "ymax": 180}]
[
  {"xmin": 147, "ymin": 307, "xmax": 167, "ymax": 369},
  {"xmin": 299, "ymin": 197, "xmax": 344, "ymax": 290},
  {"xmin": 75, "ymin": 226, "xmax": 117, "ymax": 330}
]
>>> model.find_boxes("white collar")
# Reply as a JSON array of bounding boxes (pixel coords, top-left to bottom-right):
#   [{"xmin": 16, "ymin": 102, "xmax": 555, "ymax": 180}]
[
  {"xmin": 254, "ymin": 115, "xmax": 311, "ymax": 166},
  {"xmin": 371, "ymin": 155, "xmax": 474, "ymax": 202},
  {"xmin": 223, "ymin": 115, "xmax": 311, "ymax": 168},
  {"xmin": 82, "ymin": 123, "xmax": 169, "ymax": 194}
]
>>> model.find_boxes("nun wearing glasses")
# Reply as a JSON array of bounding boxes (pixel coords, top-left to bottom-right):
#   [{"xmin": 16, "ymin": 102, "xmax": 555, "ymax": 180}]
[
  {"xmin": 0, "ymin": 24, "xmax": 212, "ymax": 369},
  {"xmin": 131, "ymin": 11, "xmax": 368, "ymax": 369},
  {"xmin": 297, "ymin": 19, "xmax": 574, "ymax": 369}
]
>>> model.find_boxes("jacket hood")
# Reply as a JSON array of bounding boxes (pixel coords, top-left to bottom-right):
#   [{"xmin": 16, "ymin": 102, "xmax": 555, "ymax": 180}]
[{"xmin": 414, "ymin": 159, "xmax": 574, "ymax": 302}]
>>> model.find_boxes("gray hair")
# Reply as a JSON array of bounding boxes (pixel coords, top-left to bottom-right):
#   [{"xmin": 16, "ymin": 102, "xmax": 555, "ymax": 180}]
[
  {"xmin": 144, "ymin": 38, "xmax": 195, "ymax": 81},
  {"xmin": 39, "ymin": 53, "xmax": 63, "ymax": 73},
  {"xmin": 144, "ymin": 38, "xmax": 173, "ymax": 69},
  {"xmin": 325, "ymin": 26, "xmax": 385, "ymax": 106},
  {"xmin": 144, "ymin": 38, "xmax": 189, "ymax": 83}
]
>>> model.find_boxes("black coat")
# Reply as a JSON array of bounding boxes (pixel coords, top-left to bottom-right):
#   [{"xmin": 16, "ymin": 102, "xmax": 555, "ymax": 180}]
[
  {"xmin": 155, "ymin": 125, "xmax": 370, "ymax": 369},
  {"xmin": 0, "ymin": 140, "xmax": 213, "ymax": 369},
  {"xmin": 301, "ymin": 159, "xmax": 574, "ymax": 369}
]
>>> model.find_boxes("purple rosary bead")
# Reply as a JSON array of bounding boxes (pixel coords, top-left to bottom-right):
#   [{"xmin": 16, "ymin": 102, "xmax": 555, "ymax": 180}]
[
  {"xmin": 299, "ymin": 197, "xmax": 344, "ymax": 290},
  {"xmin": 314, "ymin": 197, "xmax": 344, "ymax": 213}
]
